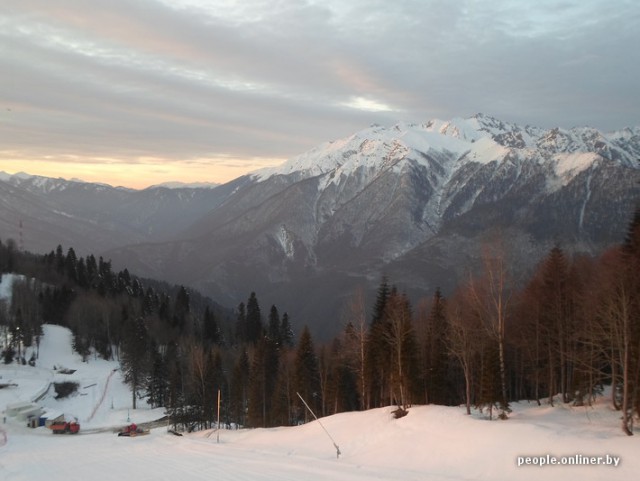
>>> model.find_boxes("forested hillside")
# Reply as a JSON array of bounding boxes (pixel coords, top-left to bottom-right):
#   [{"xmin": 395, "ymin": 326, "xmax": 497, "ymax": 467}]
[{"xmin": 1, "ymin": 207, "xmax": 639, "ymax": 435}]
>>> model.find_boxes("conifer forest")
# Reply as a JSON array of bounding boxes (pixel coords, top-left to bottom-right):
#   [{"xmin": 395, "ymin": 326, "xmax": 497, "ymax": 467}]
[{"xmin": 1, "ymin": 209, "xmax": 639, "ymax": 435}]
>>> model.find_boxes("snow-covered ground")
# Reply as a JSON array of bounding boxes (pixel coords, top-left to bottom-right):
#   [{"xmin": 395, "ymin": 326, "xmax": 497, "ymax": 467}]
[{"xmin": 1, "ymin": 323, "xmax": 639, "ymax": 480}]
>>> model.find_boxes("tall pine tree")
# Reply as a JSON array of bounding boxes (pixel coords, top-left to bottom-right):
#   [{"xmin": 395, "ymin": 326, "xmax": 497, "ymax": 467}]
[
  {"xmin": 365, "ymin": 277, "xmax": 392, "ymax": 408},
  {"xmin": 294, "ymin": 326, "xmax": 321, "ymax": 423},
  {"xmin": 246, "ymin": 292, "xmax": 263, "ymax": 344},
  {"xmin": 120, "ymin": 316, "xmax": 151, "ymax": 409},
  {"xmin": 229, "ymin": 349, "xmax": 250, "ymax": 426},
  {"xmin": 424, "ymin": 288, "xmax": 450, "ymax": 405}
]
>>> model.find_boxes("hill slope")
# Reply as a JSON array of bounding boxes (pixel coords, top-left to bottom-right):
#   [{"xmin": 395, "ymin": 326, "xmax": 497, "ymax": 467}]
[{"xmin": 1, "ymin": 323, "xmax": 639, "ymax": 480}]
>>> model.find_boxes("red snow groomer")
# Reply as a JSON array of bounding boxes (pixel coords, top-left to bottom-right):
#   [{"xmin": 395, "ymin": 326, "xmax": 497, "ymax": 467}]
[
  {"xmin": 49, "ymin": 421, "xmax": 80, "ymax": 434},
  {"xmin": 117, "ymin": 423, "xmax": 149, "ymax": 437}
]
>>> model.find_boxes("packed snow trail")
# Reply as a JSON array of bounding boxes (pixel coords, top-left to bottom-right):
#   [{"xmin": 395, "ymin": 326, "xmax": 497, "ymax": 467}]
[{"xmin": 86, "ymin": 369, "xmax": 117, "ymax": 422}]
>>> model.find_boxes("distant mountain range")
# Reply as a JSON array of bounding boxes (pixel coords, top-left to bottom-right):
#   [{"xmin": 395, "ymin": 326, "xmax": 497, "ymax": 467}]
[
  {"xmin": 2, "ymin": 114, "xmax": 639, "ymax": 338},
  {"xmin": 0, "ymin": 172, "xmax": 228, "ymax": 255}
]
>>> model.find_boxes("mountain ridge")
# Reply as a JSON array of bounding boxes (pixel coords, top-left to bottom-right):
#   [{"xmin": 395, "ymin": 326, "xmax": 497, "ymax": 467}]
[
  {"xmin": 252, "ymin": 113, "xmax": 638, "ymax": 187},
  {"xmin": 1, "ymin": 114, "xmax": 639, "ymax": 338},
  {"xmin": 101, "ymin": 115, "xmax": 638, "ymax": 337}
]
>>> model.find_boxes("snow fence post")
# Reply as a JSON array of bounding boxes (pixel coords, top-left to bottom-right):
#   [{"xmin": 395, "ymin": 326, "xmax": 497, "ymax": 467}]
[{"xmin": 296, "ymin": 392, "xmax": 341, "ymax": 459}]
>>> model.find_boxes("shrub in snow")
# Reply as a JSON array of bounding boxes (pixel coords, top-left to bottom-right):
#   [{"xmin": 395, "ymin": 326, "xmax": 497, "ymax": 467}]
[
  {"xmin": 2, "ymin": 346, "xmax": 15, "ymax": 364},
  {"xmin": 54, "ymin": 381, "xmax": 79, "ymax": 399},
  {"xmin": 392, "ymin": 407, "xmax": 408, "ymax": 419}
]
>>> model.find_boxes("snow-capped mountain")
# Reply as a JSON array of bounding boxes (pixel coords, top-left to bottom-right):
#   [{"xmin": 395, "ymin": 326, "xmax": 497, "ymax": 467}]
[
  {"xmin": 235, "ymin": 114, "xmax": 638, "ymax": 270},
  {"xmin": 255, "ymin": 114, "xmax": 637, "ymax": 190},
  {"xmin": 101, "ymin": 115, "xmax": 639, "ymax": 337},
  {"xmin": 1, "ymin": 115, "xmax": 638, "ymax": 337}
]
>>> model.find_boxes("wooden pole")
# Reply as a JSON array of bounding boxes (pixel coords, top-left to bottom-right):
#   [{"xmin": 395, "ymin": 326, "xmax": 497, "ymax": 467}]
[{"xmin": 216, "ymin": 389, "xmax": 221, "ymax": 443}]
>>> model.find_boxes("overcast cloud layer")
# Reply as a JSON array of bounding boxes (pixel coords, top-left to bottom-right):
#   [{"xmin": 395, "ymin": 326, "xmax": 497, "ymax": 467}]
[{"xmin": 0, "ymin": 0, "xmax": 638, "ymax": 187}]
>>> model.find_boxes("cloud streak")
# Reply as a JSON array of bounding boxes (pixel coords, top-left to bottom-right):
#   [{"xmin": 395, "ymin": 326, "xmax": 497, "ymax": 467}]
[{"xmin": 0, "ymin": 0, "xmax": 638, "ymax": 187}]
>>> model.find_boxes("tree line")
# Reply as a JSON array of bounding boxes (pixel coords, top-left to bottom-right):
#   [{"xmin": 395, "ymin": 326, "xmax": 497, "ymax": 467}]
[{"xmin": 0, "ymin": 209, "xmax": 639, "ymax": 435}]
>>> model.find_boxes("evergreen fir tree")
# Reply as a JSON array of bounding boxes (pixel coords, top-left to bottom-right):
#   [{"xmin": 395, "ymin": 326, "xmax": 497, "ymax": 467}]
[
  {"xmin": 202, "ymin": 306, "xmax": 221, "ymax": 345},
  {"xmin": 247, "ymin": 337, "xmax": 279, "ymax": 427},
  {"xmin": 55, "ymin": 245, "xmax": 65, "ymax": 274},
  {"xmin": 65, "ymin": 247, "xmax": 78, "ymax": 282},
  {"xmin": 270, "ymin": 356, "xmax": 293, "ymax": 426},
  {"xmin": 294, "ymin": 326, "xmax": 321, "ymax": 423},
  {"xmin": 539, "ymin": 246, "xmax": 573, "ymax": 403},
  {"xmin": 142, "ymin": 287, "xmax": 157, "ymax": 316},
  {"xmin": 147, "ymin": 341, "xmax": 168, "ymax": 408},
  {"xmin": 172, "ymin": 286, "xmax": 190, "ymax": 331},
  {"xmin": 371, "ymin": 276, "xmax": 390, "ymax": 325},
  {"xmin": 280, "ymin": 312, "xmax": 294, "ymax": 348},
  {"xmin": 235, "ymin": 302, "xmax": 246, "ymax": 343},
  {"xmin": 623, "ymin": 207, "xmax": 640, "ymax": 255},
  {"xmin": 365, "ymin": 278, "xmax": 393, "ymax": 408},
  {"xmin": 158, "ymin": 293, "xmax": 170, "ymax": 321},
  {"xmin": 334, "ymin": 362, "xmax": 359, "ymax": 413},
  {"xmin": 76, "ymin": 258, "xmax": 88, "ymax": 288},
  {"xmin": 86, "ymin": 254, "xmax": 98, "ymax": 287},
  {"xmin": 425, "ymin": 288, "xmax": 450, "ymax": 405},
  {"xmin": 165, "ymin": 342, "xmax": 186, "ymax": 430},
  {"xmin": 267, "ymin": 305, "xmax": 281, "ymax": 345},
  {"xmin": 477, "ymin": 342, "xmax": 503, "ymax": 419},
  {"xmin": 323, "ymin": 337, "xmax": 359, "ymax": 415},
  {"xmin": 245, "ymin": 292, "xmax": 263, "ymax": 344},
  {"xmin": 230, "ymin": 350, "xmax": 250, "ymax": 426},
  {"xmin": 98, "ymin": 256, "xmax": 113, "ymax": 295},
  {"xmin": 120, "ymin": 316, "xmax": 151, "ymax": 409}
]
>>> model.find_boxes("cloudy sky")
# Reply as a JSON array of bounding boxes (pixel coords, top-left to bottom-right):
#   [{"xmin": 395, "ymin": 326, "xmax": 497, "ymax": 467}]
[{"xmin": 1, "ymin": 0, "xmax": 638, "ymax": 188}]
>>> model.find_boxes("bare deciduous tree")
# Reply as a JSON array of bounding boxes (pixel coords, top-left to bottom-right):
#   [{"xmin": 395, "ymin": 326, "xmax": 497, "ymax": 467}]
[
  {"xmin": 383, "ymin": 292, "xmax": 416, "ymax": 412},
  {"xmin": 342, "ymin": 287, "xmax": 367, "ymax": 410},
  {"xmin": 464, "ymin": 242, "xmax": 512, "ymax": 417},
  {"xmin": 447, "ymin": 288, "xmax": 483, "ymax": 415}
]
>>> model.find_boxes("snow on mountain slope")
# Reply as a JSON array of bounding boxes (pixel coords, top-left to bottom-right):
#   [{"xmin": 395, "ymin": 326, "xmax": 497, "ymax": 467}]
[
  {"xmin": 253, "ymin": 114, "xmax": 637, "ymax": 192},
  {"xmin": 243, "ymin": 114, "xmax": 637, "ymax": 264},
  {"xmin": 252, "ymin": 121, "xmax": 470, "ymax": 186},
  {"xmin": 555, "ymin": 152, "xmax": 600, "ymax": 178},
  {"xmin": 0, "ymin": 171, "xmax": 121, "ymax": 195}
]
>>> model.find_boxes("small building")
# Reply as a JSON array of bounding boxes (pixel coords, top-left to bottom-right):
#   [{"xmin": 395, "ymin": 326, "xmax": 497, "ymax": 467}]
[
  {"xmin": 16, "ymin": 404, "xmax": 43, "ymax": 422},
  {"xmin": 40, "ymin": 411, "xmax": 64, "ymax": 428},
  {"xmin": 6, "ymin": 401, "xmax": 34, "ymax": 417},
  {"xmin": 27, "ymin": 415, "xmax": 39, "ymax": 428}
]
